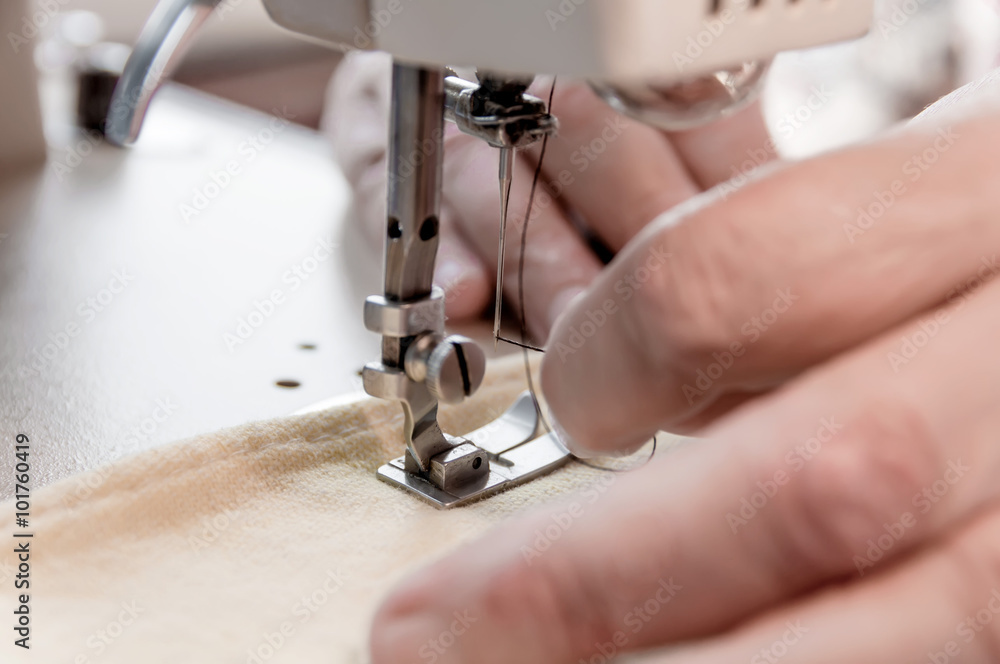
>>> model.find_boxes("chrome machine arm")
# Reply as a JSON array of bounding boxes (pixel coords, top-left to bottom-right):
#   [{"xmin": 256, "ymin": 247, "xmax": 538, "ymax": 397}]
[{"xmin": 104, "ymin": 0, "xmax": 222, "ymax": 147}]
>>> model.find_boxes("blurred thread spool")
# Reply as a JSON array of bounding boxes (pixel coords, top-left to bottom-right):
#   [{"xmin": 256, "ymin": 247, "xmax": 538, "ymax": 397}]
[{"xmin": 76, "ymin": 42, "xmax": 131, "ymax": 135}]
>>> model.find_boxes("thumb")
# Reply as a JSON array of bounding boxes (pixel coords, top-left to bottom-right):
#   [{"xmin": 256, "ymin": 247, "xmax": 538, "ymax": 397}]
[{"xmin": 540, "ymin": 193, "xmax": 717, "ymax": 456}]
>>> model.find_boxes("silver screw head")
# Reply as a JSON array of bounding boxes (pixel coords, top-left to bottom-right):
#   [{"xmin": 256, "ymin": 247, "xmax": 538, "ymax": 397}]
[{"xmin": 427, "ymin": 335, "xmax": 486, "ymax": 404}]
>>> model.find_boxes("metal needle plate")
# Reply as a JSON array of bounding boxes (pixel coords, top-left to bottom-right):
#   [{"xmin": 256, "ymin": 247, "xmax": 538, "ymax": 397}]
[{"xmin": 376, "ymin": 392, "xmax": 572, "ymax": 508}]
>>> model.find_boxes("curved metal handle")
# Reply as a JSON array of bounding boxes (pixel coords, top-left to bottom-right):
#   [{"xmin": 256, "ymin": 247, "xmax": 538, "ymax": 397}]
[{"xmin": 105, "ymin": 0, "xmax": 222, "ymax": 146}]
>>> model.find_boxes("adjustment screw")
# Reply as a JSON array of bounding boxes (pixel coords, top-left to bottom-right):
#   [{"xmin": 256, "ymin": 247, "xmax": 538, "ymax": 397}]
[{"xmin": 426, "ymin": 335, "xmax": 486, "ymax": 404}]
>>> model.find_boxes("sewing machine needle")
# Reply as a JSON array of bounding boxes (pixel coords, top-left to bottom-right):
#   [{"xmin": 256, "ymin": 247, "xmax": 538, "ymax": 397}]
[{"xmin": 494, "ymin": 146, "xmax": 514, "ymax": 348}]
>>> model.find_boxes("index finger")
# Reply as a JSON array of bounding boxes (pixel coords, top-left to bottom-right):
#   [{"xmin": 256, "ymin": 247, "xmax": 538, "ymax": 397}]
[{"xmin": 542, "ymin": 111, "xmax": 994, "ymax": 453}]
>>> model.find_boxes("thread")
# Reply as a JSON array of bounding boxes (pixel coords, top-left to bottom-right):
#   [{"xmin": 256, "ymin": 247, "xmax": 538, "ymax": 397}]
[{"xmin": 496, "ymin": 78, "xmax": 656, "ymax": 472}]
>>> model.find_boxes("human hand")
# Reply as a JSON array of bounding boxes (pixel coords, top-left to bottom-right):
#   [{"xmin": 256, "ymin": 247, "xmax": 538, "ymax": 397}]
[
  {"xmin": 324, "ymin": 51, "xmax": 773, "ymax": 341},
  {"xmin": 368, "ymin": 76, "xmax": 1000, "ymax": 663}
]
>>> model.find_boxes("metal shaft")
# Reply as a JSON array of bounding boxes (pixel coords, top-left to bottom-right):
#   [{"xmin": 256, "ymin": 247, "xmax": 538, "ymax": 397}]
[
  {"xmin": 385, "ymin": 63, "xmax": 445, "ymax": 304},
  {"xmin": 384, "ymin": 63, "xmax": 450, "ymax": 470}
]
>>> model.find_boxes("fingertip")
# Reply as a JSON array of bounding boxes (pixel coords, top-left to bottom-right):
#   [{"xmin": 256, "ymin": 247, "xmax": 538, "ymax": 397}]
[
  {"xmin": 545, "ymin": 406, "xmax": 601, "ymax": 459},
  {"xmin": 435, "ymin": 251, "xmax": 490, "ymax": 321},
  {"xmin": 371, "ymin": 521, "xmax": 599, "ymax": 664},
  {"xmin": 540, "ymin": 349, "xmax": 595, "ymax": 455},
  {"xmin": 370, "ymin": 574, "xmax": 442, "ymax": 664},
  {"xmin": 540, "ymin": 288, "xmax": 601, "ymax": 455},
  {"xmin": 541, "ymin": 296, "xmax": 658, "ymax": 457},
  {"xmin": 544, "ymin": 402, "xmax": 653, "ymax": 460},
  {"xmin": 547, "ymin": 286, "xmax": 587, "ymax": 336},
  {"xmin": 325, "ymin": 51, "xmax": 392, "ymax": 167}
]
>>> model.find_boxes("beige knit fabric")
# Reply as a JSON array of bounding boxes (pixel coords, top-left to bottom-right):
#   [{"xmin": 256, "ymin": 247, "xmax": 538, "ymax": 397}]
[{"xmin": 0, "ymin": 357, "xmax": 617, "ymax": 663}]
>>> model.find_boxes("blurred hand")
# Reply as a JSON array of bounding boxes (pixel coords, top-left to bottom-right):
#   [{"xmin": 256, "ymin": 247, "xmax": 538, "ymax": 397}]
[
  {"xmin": 369, "ymin": 74, "xmax": 1000, "ymax": 663},
  {"xmin": 324, "ymin": 51, "xmax": 774, "ymax": 341}
]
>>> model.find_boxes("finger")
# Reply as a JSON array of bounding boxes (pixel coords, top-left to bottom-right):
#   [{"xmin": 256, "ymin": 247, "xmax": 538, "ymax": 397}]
[
  {"xmin": 373, "ymin": 269, "xmax": 1000, "ymax": 664},
  {"xmin": 543, "ymin": 111, "xmax": 996, "ymax": 452},
  {"xmin": 442, "ymin": 131, "xmax": 602, "ymax": 341},
  {"xmin": 435, "ymin": 224, "xmax": 492, "ymax": 320},
  {"xmin": 669, "ymin": 390, "xmax": 763, "ymax": 434},
  {"xmin": 666, "ymin": 100, "xmax": 777, "ymax": 189},
  {"xmin": 324, "ymin": 52, "xmax": 490, "ymax": 318},
  {"xmin": 655, "ymin": 507, "xmax": 1000, "ymax": 664},
  {"xmin": 325, "ymin": 50, "xmax": 391, "ymax": 237},
  {"xmin": 523, "ymin": 82, "xmax": 700, "ymax": 252}
]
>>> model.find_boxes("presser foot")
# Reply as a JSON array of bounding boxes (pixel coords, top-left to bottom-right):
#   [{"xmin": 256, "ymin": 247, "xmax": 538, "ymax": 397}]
[{"xmin": 376, "ymin": 392, "xmax": 572, "ymax": 508}]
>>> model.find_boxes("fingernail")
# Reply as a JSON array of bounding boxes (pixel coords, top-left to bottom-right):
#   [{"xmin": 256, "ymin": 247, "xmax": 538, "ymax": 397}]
[
  {"xmin": 548, "ymin": 286, "xmax": 587, "ymax": 332},
  {"xmin": 547, "ymin": 408, "xmax": 603, "ymax": 459}
]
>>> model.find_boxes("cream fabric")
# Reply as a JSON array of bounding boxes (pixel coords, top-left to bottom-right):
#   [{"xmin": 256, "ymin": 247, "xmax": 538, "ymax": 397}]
[{"xmin": 0, "ymin": 357, "xmax": 612, "ymax": 663}]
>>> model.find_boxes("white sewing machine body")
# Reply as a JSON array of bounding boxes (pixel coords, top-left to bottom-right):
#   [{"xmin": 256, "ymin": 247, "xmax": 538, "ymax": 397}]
[{"xmin": 263, "ymin": 0, "xmax": 875, "ymax": 82}]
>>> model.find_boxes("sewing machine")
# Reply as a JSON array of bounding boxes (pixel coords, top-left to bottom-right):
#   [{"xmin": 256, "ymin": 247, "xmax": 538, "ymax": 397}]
[{"xmin": 104, "ymin": 0, "xmax": 876, "ymax": 507}]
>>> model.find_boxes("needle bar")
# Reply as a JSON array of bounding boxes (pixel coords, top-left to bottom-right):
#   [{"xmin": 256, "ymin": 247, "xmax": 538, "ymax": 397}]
[{"xmin": 493, "ymin": 146, "xmax": 514, "ymax": 347}]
